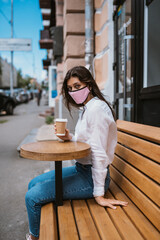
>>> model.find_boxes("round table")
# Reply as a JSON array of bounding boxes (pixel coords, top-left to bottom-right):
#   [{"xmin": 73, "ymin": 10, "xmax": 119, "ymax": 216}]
[{"xmin": 20, "ymin": 140, "xmax": 91, "ymax": 206}]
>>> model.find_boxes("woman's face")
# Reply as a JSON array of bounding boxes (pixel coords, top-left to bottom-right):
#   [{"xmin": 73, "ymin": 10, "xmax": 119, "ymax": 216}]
[{"xmin": 67, "ymin": 77, "xmax": 86, "ymax": 92}]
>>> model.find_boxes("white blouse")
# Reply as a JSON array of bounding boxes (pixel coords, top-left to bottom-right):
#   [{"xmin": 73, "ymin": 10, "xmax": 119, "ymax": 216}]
[{"xmin": 71, "ymin": 97, "xmax": 117, "ymax": 197}]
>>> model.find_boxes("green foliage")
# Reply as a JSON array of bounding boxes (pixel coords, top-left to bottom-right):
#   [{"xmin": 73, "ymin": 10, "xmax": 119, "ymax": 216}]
[
  {"xmin": 0, "ymin": 120, "xmax": 8, "ymax": 124},
  {"xmin": 45, "ymin": 115, "xmax": 54, "ymax": 125},
  {"xmin": 17, "ymin": 69, "xmax": 32, "ymax": 88}
]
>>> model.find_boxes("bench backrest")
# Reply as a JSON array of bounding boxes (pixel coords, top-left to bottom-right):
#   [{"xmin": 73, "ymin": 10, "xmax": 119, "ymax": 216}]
[{"xmin": 110, "ymin": 120, "xmax": 160, "ymax": 231}]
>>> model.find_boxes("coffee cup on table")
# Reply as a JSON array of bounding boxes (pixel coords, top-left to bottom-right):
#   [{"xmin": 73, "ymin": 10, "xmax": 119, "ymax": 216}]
[{"xmin": 55, "ymin": 118, "xmax": 68, "ymax": 136}]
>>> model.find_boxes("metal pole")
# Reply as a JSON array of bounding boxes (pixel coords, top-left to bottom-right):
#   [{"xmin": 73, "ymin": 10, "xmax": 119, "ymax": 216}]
[
  {"xmin": 10, "ymin": 0, "xmax": 14, "ymax": 97},
  {"xmin": 33, "ymin": 53, "xmax": 35, "ymax": 78},
  {"xmin": 85, "ymin": 0, "xmax": 94, "ymax": 74},
  {"xmin": 123, "ymin": 26, "xmax": 127, "ymax": 120},
  {"xmin": 59, "ymin": 95, "xmax": 62, "ymax": 118}
]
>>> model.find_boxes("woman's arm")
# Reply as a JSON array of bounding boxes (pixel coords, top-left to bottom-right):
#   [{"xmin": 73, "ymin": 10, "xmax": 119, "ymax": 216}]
[
  {"xmin": 87, "ymin": 106, "xmax": 112, "ymax": 197},
  {"xmin": 87, "ymin": 105, "xmax": 128, "ymax": 208}
]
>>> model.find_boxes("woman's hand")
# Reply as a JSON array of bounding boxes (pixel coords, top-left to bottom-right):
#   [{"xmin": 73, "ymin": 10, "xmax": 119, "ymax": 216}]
[
  {"xmin": 54, "ymin": 124, "xmax": 72, "ymax": 141},
  {"xmin": 95, "ymin": 196, "xmax": 128, "ymax": 209}
]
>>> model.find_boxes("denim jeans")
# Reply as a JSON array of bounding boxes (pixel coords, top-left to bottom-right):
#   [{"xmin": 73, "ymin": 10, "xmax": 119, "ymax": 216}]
[{"xmin": 25, "ymin": 162, "xmax": 110, "ymax": 238}]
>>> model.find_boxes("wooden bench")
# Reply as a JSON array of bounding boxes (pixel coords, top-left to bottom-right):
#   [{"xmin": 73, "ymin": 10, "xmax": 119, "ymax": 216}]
[{"xmin": 39, "ymin": 120, "xmax": 160, "ymax": 240}]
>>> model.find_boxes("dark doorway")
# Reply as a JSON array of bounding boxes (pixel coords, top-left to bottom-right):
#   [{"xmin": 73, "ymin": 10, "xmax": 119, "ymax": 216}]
[{"xmin": 114, "ymin": 0, "xmax": 160, "ymax": 127}]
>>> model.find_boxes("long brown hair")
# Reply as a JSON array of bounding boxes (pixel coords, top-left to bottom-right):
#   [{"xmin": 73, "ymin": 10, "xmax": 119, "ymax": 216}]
[{"xmin": 61, "ymin": 66, "xmax": 116, "ymax": 121}]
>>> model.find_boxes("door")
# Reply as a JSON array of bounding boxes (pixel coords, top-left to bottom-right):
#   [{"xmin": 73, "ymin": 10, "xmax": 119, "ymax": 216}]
[
  {"xmin": 135, "ymin": 0, "xmax": 160, "ymax": 127},
  {"xmin": 113, "ymin": 0, "xmax": 135, "ymax": 121},
  {"xmin": 114, "ymin": 0, "xmax": 160, "ymax": 127}
]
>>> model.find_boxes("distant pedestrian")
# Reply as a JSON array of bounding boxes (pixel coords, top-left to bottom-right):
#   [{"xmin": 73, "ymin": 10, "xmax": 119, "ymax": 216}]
[{"xmin": 37, "ymin": 88, "xmax": 42, "ymax": 106}]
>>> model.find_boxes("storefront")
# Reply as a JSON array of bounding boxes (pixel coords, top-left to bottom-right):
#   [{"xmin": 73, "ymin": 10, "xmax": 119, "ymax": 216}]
[{"xmin": 113, "ymin": 0, "xmax": 160, "ymax": 127}]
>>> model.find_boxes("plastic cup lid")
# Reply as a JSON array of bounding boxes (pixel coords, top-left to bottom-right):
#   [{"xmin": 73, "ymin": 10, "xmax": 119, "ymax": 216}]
[{"xmin": 55, "ymin": 118, "xmax": 68, "ymax": 122}]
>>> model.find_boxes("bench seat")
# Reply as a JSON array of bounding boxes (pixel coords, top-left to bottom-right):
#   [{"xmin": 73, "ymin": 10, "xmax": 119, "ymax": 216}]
[
  {"xmin": 39, "ymin": 120, "xmax": 160, "ymax": 240},
  {"xmin": 39, "ymin": 180, "xmax": 159, "ymax": 240}
]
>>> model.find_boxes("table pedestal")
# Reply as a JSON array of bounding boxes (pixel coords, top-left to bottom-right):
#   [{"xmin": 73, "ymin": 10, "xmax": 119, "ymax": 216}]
[
  {"xmin": 20, "ymin": 141, "xmax": 90, "ymax": 206},
  {"xmin": 55, "ymin": 161, "xmax": 63, "ymax": 206}
]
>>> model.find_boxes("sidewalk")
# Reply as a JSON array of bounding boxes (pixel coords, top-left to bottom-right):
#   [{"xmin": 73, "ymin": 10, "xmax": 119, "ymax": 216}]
[
  {"xmin": 17, "ymin": 124, "xmax": 57, "ymax": 151},
  {"xmin": 17, "ymin": 123, "xmax": 75, "ymax": 168}
]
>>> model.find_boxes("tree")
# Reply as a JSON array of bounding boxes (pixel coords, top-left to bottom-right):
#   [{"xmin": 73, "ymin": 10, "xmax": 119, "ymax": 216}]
[{"xmin": 17, "ymin": 69, "xmax": 32, "ymax": 88}]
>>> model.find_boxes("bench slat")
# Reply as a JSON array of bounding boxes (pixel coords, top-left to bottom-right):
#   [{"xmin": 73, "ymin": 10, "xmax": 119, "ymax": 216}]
[
  {"xmin": 110, "ymin": 165, "xmax": 160, "ymax": 230},
  {"xmin": 72, "ymin": 200, "xmax": 100, "ymax": 240},
  {"xmin": 115, "ymin": 143, "xmax": 160, "ymax": 183},
  {"xmin": 105, "ymin": 191, "xmax": 144, "ymax": 240},
  {"xmin": 87, "ymin": 198, "xmax": 122, "ymax": 240},
  {"xmin": 58, "ymin": 200, "xmax": 79, "ymax": 240},
  {"xmin": 109, "ymin": 179, "xmax": 160, "ymax": 240},
  {"xmin": 39, "ymin": 203, "xmax": 58, "ymax": 240},
  {"xmin": 112, "ymin": 155, "xmax": 160, "ymax": 206},
  {"xmin": 117, "ymin": 120, "xmax": 160, "ymax": 144},
  {"xmin": 118, "ymin": 131, "xmax": 160, "ymax": 163}
]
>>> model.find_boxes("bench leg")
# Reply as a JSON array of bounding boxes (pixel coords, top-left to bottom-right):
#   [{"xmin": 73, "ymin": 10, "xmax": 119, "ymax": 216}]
[{"xmin": 55, "ymin": 161, "xmax": 63, "ymax": 206}]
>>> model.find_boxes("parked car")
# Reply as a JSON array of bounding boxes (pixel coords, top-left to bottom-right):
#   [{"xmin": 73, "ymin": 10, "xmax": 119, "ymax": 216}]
[
  {"xmin": 0, "ymin": 90, "xmax": 17, "ymax": 115},
  {"xmin": 19, "ymin": 90, "xmax": 29, "ymax": 103},
  {"xmin": 4, "ymin": 89, "xmax": 21, "ymax": 105}
]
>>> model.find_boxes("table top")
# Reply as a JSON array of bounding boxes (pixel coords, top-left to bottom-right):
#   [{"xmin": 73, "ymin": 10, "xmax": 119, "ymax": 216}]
[{"xmin": 20, "ymin": 140, "xmax": 91, "ymax": 161}]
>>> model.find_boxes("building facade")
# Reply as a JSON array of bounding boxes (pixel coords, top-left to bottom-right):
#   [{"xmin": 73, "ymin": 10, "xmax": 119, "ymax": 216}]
[
  {"xmin": 39, "ymin": 0, "xmax": 114, "ymax": 132},
  {"xmin": 39, "ymin": 0, "xmax": 160, "ymax": 128},
  {"xmin": 0, "ymin": 57, "xmax": 17, "ymax": 88}
]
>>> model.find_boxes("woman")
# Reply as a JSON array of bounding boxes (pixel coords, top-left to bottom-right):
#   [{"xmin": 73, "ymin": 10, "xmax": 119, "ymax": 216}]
[{"xmin": 25, "ymin": 66, "xmax": 128, "ymax": 240}]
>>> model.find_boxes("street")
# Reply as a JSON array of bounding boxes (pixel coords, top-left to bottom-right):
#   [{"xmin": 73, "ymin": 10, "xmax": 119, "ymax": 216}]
[{"xmin": 0, "ymin": 98, "xmax": 51, "ymax": 240}]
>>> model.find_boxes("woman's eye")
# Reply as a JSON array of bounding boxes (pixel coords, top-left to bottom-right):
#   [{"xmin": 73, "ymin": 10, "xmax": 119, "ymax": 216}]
[
  {"xmin": 68, "ymin": 87, "xmax": 72, "ymax": 91},
  {"xmin": 75, "ymin": 85, "xmax": 80, "ymax": 89}
]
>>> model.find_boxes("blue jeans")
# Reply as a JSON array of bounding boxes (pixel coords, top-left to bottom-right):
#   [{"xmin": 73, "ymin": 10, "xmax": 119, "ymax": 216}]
[{"xmin": 25, "ymin": 162, "xmax": 110, "ymax": 238}]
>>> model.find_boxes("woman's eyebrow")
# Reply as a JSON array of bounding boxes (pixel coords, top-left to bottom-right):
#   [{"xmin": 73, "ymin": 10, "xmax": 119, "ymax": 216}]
[
  {"xmin": 67, "ymin": 82, "xmax": 80, "ymax": 87},
  {"xmin": 73, "ymin": 82, "xmax": 80, "ymax": 85}
]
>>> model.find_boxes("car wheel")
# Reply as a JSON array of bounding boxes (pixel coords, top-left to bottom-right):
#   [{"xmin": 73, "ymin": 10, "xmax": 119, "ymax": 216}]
[{"xmin": 6, "ymin": 103, "xmax": 14, "ymax": 115}]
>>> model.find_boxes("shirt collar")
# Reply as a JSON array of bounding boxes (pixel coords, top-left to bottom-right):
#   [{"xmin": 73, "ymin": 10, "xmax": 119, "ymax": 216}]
[{"xmin": 85, "ymin": 97, "xmax": 98, "ymax": 109}]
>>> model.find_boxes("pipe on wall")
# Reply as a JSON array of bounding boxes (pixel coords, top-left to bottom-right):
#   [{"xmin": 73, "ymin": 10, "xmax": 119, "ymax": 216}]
[{"xmin": 85, "ymin": 0, "xmax": 94, "ymax": 74}]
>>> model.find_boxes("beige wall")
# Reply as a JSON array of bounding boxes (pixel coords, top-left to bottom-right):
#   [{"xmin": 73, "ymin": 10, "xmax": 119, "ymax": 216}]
[
  {"xmin": 63, "ymin": 0, "xmax": 85, "ymax": 77},
  {"xmin": 94, "ymin": 0, "xmax": 114, "ymax": 104},
  {"xmin": 55, "ymin": 0, "xmax": 84, "ymax": 125},
  {"xmin": 94, "ymin": 0, "xmax": 109, "ymax": 89}
]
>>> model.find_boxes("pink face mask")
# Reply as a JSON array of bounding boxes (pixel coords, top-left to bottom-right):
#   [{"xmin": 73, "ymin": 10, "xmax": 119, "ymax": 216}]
[{"xmin": 68, "ymin": 86, "xmax": 90, "ymax": 104}]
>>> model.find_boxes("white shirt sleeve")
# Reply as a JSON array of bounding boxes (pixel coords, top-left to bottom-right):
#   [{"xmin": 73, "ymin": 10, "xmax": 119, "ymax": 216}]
[
  {"xmin": 70, "ymin": 133, "xmax": 77, "ymax": 142},
  {"xmin": 87, "ymin": 106, "xmax": 112, "ymax": 197}
]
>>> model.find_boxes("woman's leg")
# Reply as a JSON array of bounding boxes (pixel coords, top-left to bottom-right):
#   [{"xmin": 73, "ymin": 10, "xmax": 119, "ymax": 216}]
[
  {"xmin": 25, "ymin": 165, "xmax": 78, "ymax": 238},
  {"xmin": 28, "ymin": 170, "xmax": 55, "ymax": 190},
  {"xmin": 25, "ymin": 163, "xmax": 110, "ymax": 238},
  {"xmin": 28, "ymin": 165, "xmax": 76, "ymax": 190},
  {"xmin": 25, "ymin": 163, "xmax": 94, "ymax": 238}
]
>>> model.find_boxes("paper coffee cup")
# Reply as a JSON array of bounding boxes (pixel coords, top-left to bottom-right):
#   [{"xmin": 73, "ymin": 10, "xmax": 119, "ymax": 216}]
[{"xmin": 55, "ymin": 118, "xmax": 68, "ymax": 136}]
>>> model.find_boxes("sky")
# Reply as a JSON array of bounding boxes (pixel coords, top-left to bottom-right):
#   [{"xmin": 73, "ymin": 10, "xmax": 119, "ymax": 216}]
[{"xmin": 0, "ymin": 0, "xmax": 47, "ymax": 82}]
